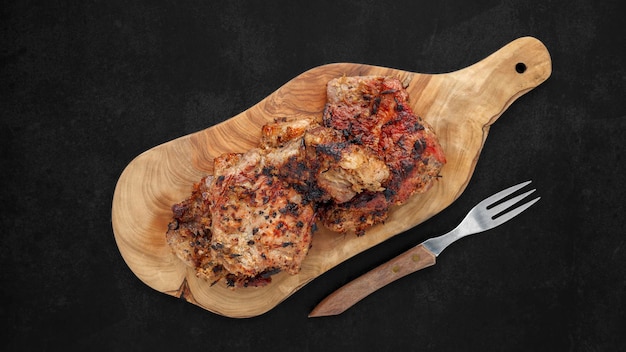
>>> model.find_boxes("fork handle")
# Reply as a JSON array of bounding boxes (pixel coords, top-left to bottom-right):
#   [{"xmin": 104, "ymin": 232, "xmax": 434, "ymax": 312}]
[{"xmin": 309, "ymin": 244, "xmax": 437, "ymax": 317}]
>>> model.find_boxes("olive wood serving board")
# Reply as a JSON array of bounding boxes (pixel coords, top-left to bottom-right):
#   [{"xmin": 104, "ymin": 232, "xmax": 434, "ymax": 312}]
[{"xmin": 112, "ymin": 37, "xmax": 551, "ymax": 318}]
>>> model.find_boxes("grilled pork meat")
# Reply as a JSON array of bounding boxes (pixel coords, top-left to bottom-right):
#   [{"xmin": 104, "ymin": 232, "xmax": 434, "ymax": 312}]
[
  {"xmin": 317, "ymin": 76, "xmax": 446, "ymax": 235},
  {"xmin": 166, "ymin": 138, "xmax": 317, "ymax": 287},
  {"xmin": 260, "ymin": 117, "xmax": 314, "ymax": 149},
  {"xmin": 166, "ymin": 75, "xmax": 445, "ymax": 287},
  {"xmin": 208, "ymin": 146, "xmax": 316, "ymax": 280},
  {"xmin": 166, "ymin": 175, "xmax": 212, "ymax": 268},
  {"xmin": 304, "ymin": 125, "xmax": 390, "ymax": 203}
]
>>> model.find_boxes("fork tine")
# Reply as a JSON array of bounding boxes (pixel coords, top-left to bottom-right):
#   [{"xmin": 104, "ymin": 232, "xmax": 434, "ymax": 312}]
[
  {"xmin": 488, "ymin": 188, "xmax": 537, "ymax": 216},
  {"xmin": 478, "ymin": 180, "xmax": 532, "ymax": 208},
  {"xmin": 421, "ymin": 180, "xmax": 539, "ymax": 257},
  {"xmin": 491, "ymin": 196, "xmax": 540, "ymax": 227}
]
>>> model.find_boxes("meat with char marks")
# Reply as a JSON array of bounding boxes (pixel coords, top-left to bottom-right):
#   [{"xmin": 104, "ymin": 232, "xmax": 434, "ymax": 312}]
[{"xmin": 166, "ymin": 75, "xmax": 445, "ymax": 287}]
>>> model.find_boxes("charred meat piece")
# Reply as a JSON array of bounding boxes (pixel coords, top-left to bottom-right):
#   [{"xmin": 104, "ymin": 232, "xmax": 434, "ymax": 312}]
[
  {"xmin": 166, "ymin": 75, "xmax": 446, "ymax": 287},
  {"xmin": 207, "ymin": 147, "xmax": 316, "ymax": 280},
  {"xmin": 166, "ymin": 141, "xmax": 317, "ymax": 287},
  {"xmin": 165, "ymin": 175, "xmax": 227, "ymax": 284},
  {"xmin": 260, "ymin": 117, "xmax": 316, "ymax": 149},
  {"xmin": 304, "ymin": 125, "xmax": 390, "ymax": 204},
  {"xmin": 318, "ymin": 76, "xmax": 446, "ymax": 235},
  {"xmin": 167, "ymin": 117, "xmax": 319, "ymax": 288}
]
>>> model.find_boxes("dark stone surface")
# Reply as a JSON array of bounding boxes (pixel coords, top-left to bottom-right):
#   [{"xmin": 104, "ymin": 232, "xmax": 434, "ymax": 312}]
[{"xmin": 1, "ymin": 0, "xmax": 624, "ymax": 350}]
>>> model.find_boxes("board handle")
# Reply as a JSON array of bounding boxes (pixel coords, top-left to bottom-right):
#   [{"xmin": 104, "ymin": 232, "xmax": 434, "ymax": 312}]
[{"xmin": 448, "ymin": 36, "xmax": 552, "ymax": 127}]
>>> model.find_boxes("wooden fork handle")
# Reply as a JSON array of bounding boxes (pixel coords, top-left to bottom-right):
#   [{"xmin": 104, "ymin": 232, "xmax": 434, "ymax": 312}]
[{"xmin": 309, "ymin": 244, "xmax": 437, "ymax": 317}]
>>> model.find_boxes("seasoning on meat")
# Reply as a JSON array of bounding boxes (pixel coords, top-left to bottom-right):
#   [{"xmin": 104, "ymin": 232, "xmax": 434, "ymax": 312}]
[
  {"xmin": 317, "ymin": 76, "xmax": 446, "ymax": 235},
  {"xmin": 166, "ymin": 75, "xmax": 446, "ymax": 287}
]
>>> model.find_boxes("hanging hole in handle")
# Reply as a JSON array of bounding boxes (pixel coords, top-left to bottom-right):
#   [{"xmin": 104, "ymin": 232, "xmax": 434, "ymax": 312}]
[{"xmin": 515, "ymin": 62, "xmax": 527, "ymax": 74}]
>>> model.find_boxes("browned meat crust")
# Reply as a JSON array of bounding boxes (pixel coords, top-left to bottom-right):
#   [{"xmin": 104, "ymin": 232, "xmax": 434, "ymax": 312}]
[
  {"xmin": 317, "ymin": 76, "xmax": 446, "ymax": 235},
  {"xmin": 166, "ymin": 141, "xmax": 317, "ymax": 288},
  {"xmin": 166, "ymin": 75, "xmax": 446, "ymax": 287}
]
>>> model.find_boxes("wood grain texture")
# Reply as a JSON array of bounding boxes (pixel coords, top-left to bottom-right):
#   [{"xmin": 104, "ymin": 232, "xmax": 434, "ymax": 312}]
[
  {"xmin": 111, "ymin": 36, "xmax": 551, "ymax": 318},
  {"xmin": 308, "ymin": 244, "xmax": 437, "ymax": 317}
]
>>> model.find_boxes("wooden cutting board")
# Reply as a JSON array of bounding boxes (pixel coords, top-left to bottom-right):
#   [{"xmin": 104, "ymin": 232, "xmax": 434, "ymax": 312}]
[{"xmin": 111, "ymin": 36, "xmax": 551, "ymax": 318}]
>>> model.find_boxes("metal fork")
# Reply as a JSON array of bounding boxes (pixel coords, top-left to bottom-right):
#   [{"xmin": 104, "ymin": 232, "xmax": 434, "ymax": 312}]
[
  {"xmin": 309, "ymin": 180, "xmax": 540, "ymax": 317},
  {"xmin": 422, "ymin": 180, "xmax": 540, "ymax": 256}
]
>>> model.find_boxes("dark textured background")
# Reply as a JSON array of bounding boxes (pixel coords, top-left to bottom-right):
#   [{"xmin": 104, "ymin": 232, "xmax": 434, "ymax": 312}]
[{"xmin": 2, "ymin": 0, "xmax": 625, "ymax": 350}]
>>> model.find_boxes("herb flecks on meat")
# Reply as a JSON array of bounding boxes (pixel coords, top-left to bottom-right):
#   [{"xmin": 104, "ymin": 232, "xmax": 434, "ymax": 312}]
[{"xmin": 166, "ymin": 76, "xmax": 446, "ymax": 288}]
